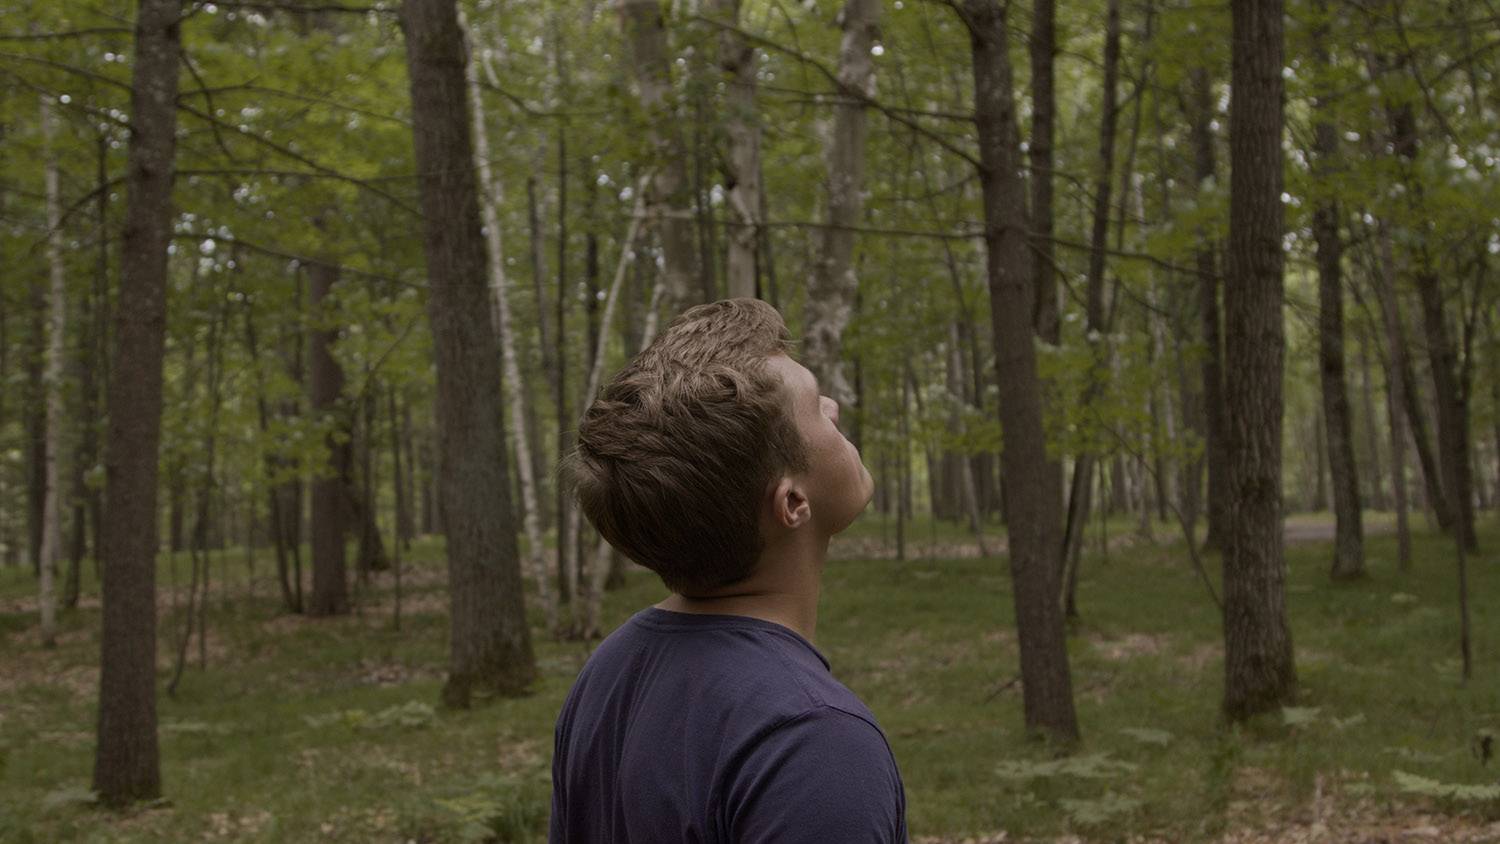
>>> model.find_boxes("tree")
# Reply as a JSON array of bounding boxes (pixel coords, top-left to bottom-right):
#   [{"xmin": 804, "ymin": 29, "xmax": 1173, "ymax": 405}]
[
  {"xmin": 38, "ymin": 91, "xmax": 65, "ymax": 647},
  {"xmin": 711, "ymin": 0, "xmax": 761, "ymax": 300},
  {"xmin": 803, "ymin": 0, "xmax": 877, "ymax": 412},
  {"xmin": 1309, "ymin": 2, "xmax": 1363, "ymax": 581},
  {"xmin": 306, "ymin": 257, "xmax": 350, "ymax": 616},
  {"xmin": 1221, "ymin": 0, "xmax": 1297, "ymax": 721},
  {"xmin": 1187, "ymin": 65, "xmax": 1229, "ymax": 552},
  {"xmin": 1059, "ymin": 0, "xmax": 1122, "ymax": 617},
  {"xmin": 463, "ymin": 14, "xmax": 559, "ymax": 635},
  {"xmin": 618, "ymin": 0, "xmax": 701, "ymax": 315},
  {"xmin": 1028, "ymin": 0, "xmax": 1057, "ymax": 344},
  {"xmin": 961, "ymin": 0, "xmax": 1078, "ymax": 743},
  {"xmin": 93, "ymin": 0, "xmax": 182, "ymax": 807},
  {"xmin": 401, "ymin": 0, "xmax": 536, "ymax": 706}
]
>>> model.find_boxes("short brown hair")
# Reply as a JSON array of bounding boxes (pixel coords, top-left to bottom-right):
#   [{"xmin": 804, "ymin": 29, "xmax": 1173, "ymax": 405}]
[{"xmin": 562, "ymin": 298, "xmax": 809, "ymax": 596}]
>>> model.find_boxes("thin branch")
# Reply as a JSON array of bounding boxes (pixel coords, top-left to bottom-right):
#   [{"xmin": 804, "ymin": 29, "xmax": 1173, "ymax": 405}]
[
  {"xmin": 689, "ymin": 13, "xmax": 981, "ymax": 169},
  {"xmin": 175, "ymin": 101, "xmax": 419, "ymax": 215},
  {"xmin": 0, "ymin": 28, "xmax": 133, "ymax": 41}
]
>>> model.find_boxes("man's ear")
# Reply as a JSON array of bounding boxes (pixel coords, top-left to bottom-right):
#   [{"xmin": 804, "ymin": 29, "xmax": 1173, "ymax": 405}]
[{"xmin": 769, "ymin": 477, "xmax": 812, "ymax": 530}]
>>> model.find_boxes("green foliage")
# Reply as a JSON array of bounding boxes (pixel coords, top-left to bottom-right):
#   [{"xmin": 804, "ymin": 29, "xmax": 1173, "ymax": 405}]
[
  {"xmin": 2, "ymin": 522, "xmax": 1500, "ymax": 840},
  {"xmin": 304, "ymin": 700, "xmax": 437, "ymax": 731},
  {"xmin": 432, "ymin": 775, "xmax": 549, "ymax": 844},
  {"xmin": 994, "ymin": 753, "xmax": 1139, "ymax": 781},
  {"xmin": 1391, "ymin": 770, "xmax": 1500, "ymax": 804},
  {"xmin": 38, "ymin": 786, "xmax": 98, "ymax": 811}
]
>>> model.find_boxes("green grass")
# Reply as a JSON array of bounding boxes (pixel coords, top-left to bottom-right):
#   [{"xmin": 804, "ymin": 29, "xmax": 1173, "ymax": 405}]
[{"xmin": 2, "ymin": 514, "xmax": 1499, "ymax": 842}]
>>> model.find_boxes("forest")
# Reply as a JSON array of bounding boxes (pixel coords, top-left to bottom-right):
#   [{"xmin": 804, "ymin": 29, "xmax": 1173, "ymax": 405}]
[{"xmin": 2, "ymin": 0, "xmax": 1499, "ymax": 840}]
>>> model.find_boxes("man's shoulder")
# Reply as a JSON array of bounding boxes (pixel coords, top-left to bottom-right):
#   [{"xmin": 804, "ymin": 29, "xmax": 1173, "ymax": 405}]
[{"xmin": 568, "ymin": 608, "xmax": 870, "ymax": 725}]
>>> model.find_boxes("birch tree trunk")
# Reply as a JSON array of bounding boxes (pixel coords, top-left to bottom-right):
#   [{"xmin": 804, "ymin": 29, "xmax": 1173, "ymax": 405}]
[
  {"xmin": 619, "ymin": 0, "xmax": 700, "ymax": 315},
  {"xmin": 93, "ymin": 0, "xmax": 181, "ymax": 806},
  {"xmin": 38, "ymin": 92, "xmax": 64, "ymax": 648},
  {"xmin": 803, "ymin": 0, "xmax": 877, "ymax": 412},
  {"xmin": 575, "ymin": 180, "xmax": 647, "ymax": 639},
  {"xmin": 464, "ymin": 15, "xmax": 559, "ymax": 636},
  {"xmin": 713, "ymin": 0, "xmax": 760, "ymax": 299},
  {"xmin": 402, "ymin": 0, "xmax": 537, "ymax": 704},
  {"xmin": 1222, "ymin": 0, "xmax": 1297, "ymax": 722},
  {"xmin": 963, "ymin": 0, "xmax": 1078, "ymax": 743}
]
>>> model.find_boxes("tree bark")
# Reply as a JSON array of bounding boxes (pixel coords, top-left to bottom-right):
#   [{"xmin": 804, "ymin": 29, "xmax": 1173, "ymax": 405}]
[
  {"xmin": 93, "ymin": 0, "xmax": 181, "ymax": 807},
  {"xmin": 402, "ymin": 0, "xmax": 537, "ymax": 704},
  {"xmin": 1028, "ymin": 0, "xmax": 1058, "ymax": 344},
  {"xmin": 619, "ymin": 0, "xmax": 701, "ymax": 315},
  {"xmin": 1221, "ymin": 0, "xmax": 1296, "ymax": 721},
  {"xmin": 27, "ymin": 263, "xmax": 46, "ymax": 578},
  {"xmin": 963, "ymin": 0, "xmax": 1078, "ymax": 743},
  {"xmin": 39, "ymin": 91, "xmax": 65, "ymax": 647},
  {"xmin": 1060, "ymin": 0, "xmax": 1121, "ymax": 618},
  {"xmin": 713, "ymin": 0, "xmax": 760, "ymax": 299},
  {"xmin": 464, "ymin": 16, "xmax": 560, "ymax": 635},
  {"xmin": 1385, "ymin": 97, "xmax": 1472, "ymax": 547},
  {"xmin": 1310, "ymin": 21, "xmax": 1364, "ymax": 580},
  {"xmin": 306, "ymin": 259, "xmax": 349, "ymax": 616},
  {"xmin": 1355, "ymin": 331, "xmax": 1385, "ymax": 510},
  {"xmin": 803, "ymin": 0, "xmax": 877, "ymax": 413},
  {"xmin": 1188, "ymin": 66, "xmax": 1228, "ymax": 551}
]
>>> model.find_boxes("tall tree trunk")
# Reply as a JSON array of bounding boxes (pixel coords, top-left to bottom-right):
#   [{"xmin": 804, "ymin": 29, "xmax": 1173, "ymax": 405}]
[
  {"xmin": 1379, "ymin": 265, "xmax": 1412, "ymax": 567},
  {"xmin": 1413, "ymin": 269, "xmax": 1476, "ymax": 549},
  {"xmin": 572, "ymin": 182, "xmax": 647, "ymax": 638},
  {"xmin": 619, "ymin": 0, "xmax": 700, "ymax": 315},
  {"xmin": 963, "ymin": 0, "xmax": 1078, "ymax": 743},
  {"xmin": 803, "ymin": 0, "xmax": 877, "ymax": 412},
  {"xmin": 306, "ymin": 259, "xmax": 349, "ymax": 616},
  {"xmin": 244, "ymin": 307, "xmax": 301, "ymax": 613},
  {"xmin": 27, "ymin": 258, "xmax": 46, "ymax": 578},
  {"xmin": 464, "ymin": 15, "xmax": 560, "ymax": 635},
  {"xmin": 402, "ymin": 0, "xmax": 537, "ymax": 704},
  {"xmin": 1368, "ymin": 207, "xmax": 1448, "ymax": 533},
  {"xmin": 93, "ymin": 0, "xmax": 181, "ymax": 807},
  {"xmin": 38, "ymin": 91, "xmax": 66, "ymax": 647},
  {"xmin": 1491, "ymin": 376, "xmax": 1499, "ymax": 515},
  {"xmin": 1357, "ymin": 330, "xmax": 1385, "ymax": 510},
  {"xmin": 713, "ymin": 0, "xmax": 760, "ymax": 299},
  {"xmin": 351, "ymin": 393, "xmax": 388, "ymax": 578},
  {"xmin": 1310, "ymin": 21, "xmax": 1364, "ymax": 580},
  {"xmin": 1188, "ymin": 66, "xmax": 1228, "ymax": 551},
  {"xmin": 1221, "ymin": 0, "xmax": 1296, "ymax": 721},
  {"xmin": 67, "ymin": 132, "xmax": 112, "ymax": 609},
  {"xmin": 1028, "ymin": 0, "xmax": 1057, "ymax": 344},
  {"xmin": 389, "ymin": 386, "xmax": 412, "ymax": 550},
  {"xmin": 1060, "ymin": 0, "xmax": 1120, "ymax": 618},
  {"xmin": 1386, "ymin": 98, "xmax": 1472, "ymax": 547}
]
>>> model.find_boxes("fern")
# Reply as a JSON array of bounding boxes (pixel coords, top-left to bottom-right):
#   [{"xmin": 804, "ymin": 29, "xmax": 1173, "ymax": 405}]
[
  {"xmin": 1059, "ymin": 793, "xmax": 1143, "ymax": 826},
  {"xmin": 1392, "ymin": 769, "xmax": 1500, "ymax": 802}
]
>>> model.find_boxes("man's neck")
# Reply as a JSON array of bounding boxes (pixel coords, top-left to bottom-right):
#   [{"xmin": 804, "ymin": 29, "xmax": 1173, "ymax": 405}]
[{"xmin": 656, "ymin": 535, "xmax": 828, "ymax": 641}]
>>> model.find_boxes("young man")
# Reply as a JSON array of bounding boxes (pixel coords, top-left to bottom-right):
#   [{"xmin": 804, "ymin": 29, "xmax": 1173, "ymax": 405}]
[{"xmin": 551, "ymin": 298, "xmax": 906, "ymax": 844}]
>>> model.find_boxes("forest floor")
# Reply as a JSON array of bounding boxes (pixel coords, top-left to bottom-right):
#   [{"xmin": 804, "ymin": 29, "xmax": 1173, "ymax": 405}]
[
  {"xmin": 835, "ymin": 513, "xmax": 1400, "ymax": 560},
  {"xmin": 916, "ymin": 810, "xmax": 1500, "ymax": 843},
  {"xmin": 2, "ymin": 513, "xmax": 1498, "ymax": 844}
]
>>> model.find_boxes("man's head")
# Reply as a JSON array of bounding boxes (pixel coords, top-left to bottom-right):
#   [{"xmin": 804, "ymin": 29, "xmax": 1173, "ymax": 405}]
[{"xmin": 563, "ymin": 299, "xmax": 812, "ymax": 596}]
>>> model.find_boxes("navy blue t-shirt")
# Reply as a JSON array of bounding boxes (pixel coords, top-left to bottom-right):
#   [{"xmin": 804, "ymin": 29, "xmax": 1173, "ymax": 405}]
[{"xmin": 549, "ymin": 608, "xmax": 906, "ymax": 844}]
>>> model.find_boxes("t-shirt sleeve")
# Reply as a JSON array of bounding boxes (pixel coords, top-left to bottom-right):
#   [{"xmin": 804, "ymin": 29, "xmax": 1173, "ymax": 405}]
[{"xmin": 724, "ymin": 707, "xmax": 907, "ymax": 844}]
